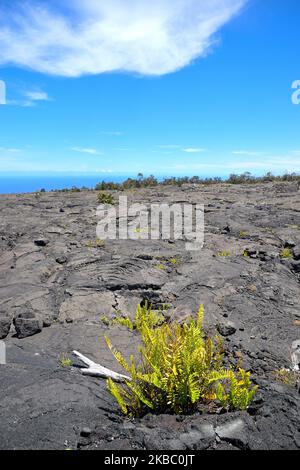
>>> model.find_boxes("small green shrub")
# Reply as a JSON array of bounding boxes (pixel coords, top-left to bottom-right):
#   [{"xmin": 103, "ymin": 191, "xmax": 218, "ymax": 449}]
[
  {"xmin": 106, "ymin": 304, "xmax": 257, "ymax": 416},
  {"xmin": 280, "ymin": 248, "xmax": 292, "ymax": 259},
  {"xmin": 59, "ymin": 355, "xmax": 72, "ymax": 368},
  {"xmin": 274, "ymin": 369, "xmax": 299, "ymax": 387},
  {"xmin": 100, "ymin": 315, "xmax": 110, "ymax": 326},
  {"xmin": 98, "ymin": 192, "xmax": 115, "ymax": 205},
  {"xmin": 156, "ymin": 263, "xmax": 165, "ymax": 271},
  {"xmin": 218, "ymin": 251, "xmax": 231, "ymax": 257},
  {"xmin": 239, "ymin": 231, "xmax": 249, "ymax": 238},
  {"xmin": 112, "ymin": 316, "xmax": 134, "ymax": 330}
]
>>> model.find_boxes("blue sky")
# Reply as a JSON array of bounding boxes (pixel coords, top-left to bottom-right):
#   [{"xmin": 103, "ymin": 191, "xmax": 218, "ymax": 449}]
[{"xmin": 0, "ymin": 0, "xmax": 300, "ymax": 178}]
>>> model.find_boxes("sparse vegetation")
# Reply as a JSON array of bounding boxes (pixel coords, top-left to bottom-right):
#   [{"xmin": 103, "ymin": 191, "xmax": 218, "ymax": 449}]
[
  {"xmin": 218, "ymin": 251, "xmax": 231, "ymax": 257},
  {"xmin": 274, "ymin": 369, "xmax": 299, "ymax": 387},
  {"xmin": 239, "ymin": 231, "xmax": 249, "ymax": 238},
  {"xmin": 59, "ymin": 355, "xmax": 72, "ymax": 368},
  {"xmin": 101, "ymin": 305, "xmax": 165, "ymax": 331},
  {"xmin": 31, "ymin": 172, "xmax": 300, "ymax": 194},
  {"xmin": 112, "ymin": 316, "xmax": 134, "ymax": 330},
  {"xmin": 156, "ymin": 263, "xmax": 165, "ymax": 271},
  {"xmin": 93, "ymin": 172, "xmax": 300, "ymax": 192},
  {"xmin": 280, "ymin": 248, "xmax": 292, "ymax": 259},
  {"xmin": 100, "ymin": 315, "xmax": 110, "ymax": 326},
  {"xmin": 105, "ymin": 304, "xmax": 257, "ymax": 416},
  {"xmin": 97, "ymin": 192, "xmax": 116, "ymax": 205},
  {"xmin": 86, "ymin": 238, "xmax": 105, "ymax": 248}
]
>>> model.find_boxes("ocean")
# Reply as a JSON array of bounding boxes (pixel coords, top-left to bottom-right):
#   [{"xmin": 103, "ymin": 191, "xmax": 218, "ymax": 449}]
[{"xmin": 0, "ymin": 174, "xmax": 133, "ymax": 194}]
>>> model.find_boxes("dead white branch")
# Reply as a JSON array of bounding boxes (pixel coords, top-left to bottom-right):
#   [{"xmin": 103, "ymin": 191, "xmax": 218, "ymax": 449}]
[{"xmin": 73, "ymin": 350, "xmax": 130, "ymax": 382}]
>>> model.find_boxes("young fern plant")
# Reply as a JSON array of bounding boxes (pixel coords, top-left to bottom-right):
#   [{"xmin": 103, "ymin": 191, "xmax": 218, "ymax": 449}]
[{"xmin": 106, "ymin": 304, "xmax": 257, "ymax": 416}]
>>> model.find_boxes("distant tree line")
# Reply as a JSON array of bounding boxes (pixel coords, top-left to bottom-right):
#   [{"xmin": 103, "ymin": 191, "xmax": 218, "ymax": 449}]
[
  {"xmin": 39, "ymin": 171, "xmax": 300, "ymax": 193},
  {"xmin": 95, "ymin": 171, "xmax": 300, "ymax": 190}
]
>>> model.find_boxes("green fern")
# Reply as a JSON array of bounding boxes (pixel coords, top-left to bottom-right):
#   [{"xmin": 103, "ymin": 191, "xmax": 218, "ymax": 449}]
[
  {"xmin": 112, "ymin": 316, "xmax": 134, "ymax": 330},
  {"xmin": 106, "ymin": 304, "xmax": 257, "ymax": 416}
]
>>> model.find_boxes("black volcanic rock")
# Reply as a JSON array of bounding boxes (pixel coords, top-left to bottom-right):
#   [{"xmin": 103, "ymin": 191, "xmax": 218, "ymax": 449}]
[
  {"xmin": 14, "ymin": 310, "xmax": 43, "ymax": 338},
  {"xmin": 34, "ymin": 238, "xmax": 49, "ymax": 247},
  {"xmin": 293, "ymin": 245, "xmax": 300, "ymax": 260},
  {"xmin": 217, "ymin": 320, "xmax": 237, "ymax": 337},
  {"xmin": 0, "ymin": 182, "xmax": 300, "ymax": 449},
  {"xmin": 0, "ymin": 313, "xmax": 11, "ymax": 339}
]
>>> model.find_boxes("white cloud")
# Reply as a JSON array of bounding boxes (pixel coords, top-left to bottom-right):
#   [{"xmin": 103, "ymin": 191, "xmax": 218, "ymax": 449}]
[
  {"xmin": 101, "ymin": 130, "xmax": 123, "ymax": 136},
  {"xmin": 6, "ymin": 99, "xmax": 36, "ymax": 107},
  {"xmin": 167, "ymin": 155, "xmax": 300, "ymax": 173},
  {"xmin": 158, "ymin": 144, "xmax": 182, "ymax": 149},
  {"xmin": 6, "ymin": 89, "xmax": 50, "ymax": 107},
  {"xmin": 232, "ymin": 150, "xmax": 263, "ymax": 156},
  {"xmin": 72, "ymin": 147, "xmax": 101, "ymax": 155},
  {"xmin": 0, "ymin": 0, "xmax": 246, "ymax": 77},
  {"xmin": 25, "ymin": 91, "xmax": 50, "ymax": 101},
  {"xmin": 183, "ymin": 148, "xmax": 206, "ymax": 153},
  {"xmin": 0, "ymin": 147, "xmax": 22, "ymax": 153}
]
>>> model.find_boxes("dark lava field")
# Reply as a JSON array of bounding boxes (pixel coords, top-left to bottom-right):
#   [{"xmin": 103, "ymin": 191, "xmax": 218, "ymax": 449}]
[{"xmin": 0, "ymin": 181, "xmax": 300, "ymax": 450}]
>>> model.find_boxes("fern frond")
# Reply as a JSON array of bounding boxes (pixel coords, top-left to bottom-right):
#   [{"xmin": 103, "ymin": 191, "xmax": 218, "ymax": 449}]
[
  {"xmin": 105, "ymin": 336, "xmax": 131, "ymax": 372},
  {"xmin": 105, "ymin": 305, "xmax": 257, "ymax": 416},
  {"xmin": 107, "ymin": 378, "xmax": 128, "ymax": 414}
]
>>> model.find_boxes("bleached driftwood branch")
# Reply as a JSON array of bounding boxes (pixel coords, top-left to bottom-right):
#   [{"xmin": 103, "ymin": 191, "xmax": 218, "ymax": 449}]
[
  {"xmin": 73, "ymin": 350, "xmax": 130, "ymax": 382},
  {"xmin": 291, "ymin": 340, "xmax": 300, "ymax": 372}
]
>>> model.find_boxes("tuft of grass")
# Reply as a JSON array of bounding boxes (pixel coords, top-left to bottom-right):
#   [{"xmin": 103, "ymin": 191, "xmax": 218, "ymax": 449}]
[
  {"xmin": 239, "ymin": 231, "xmax": 249, "ymax": 238},
  {"xmin": 100, "ymin": 315, "xmax": 110, "ymax": 326},
  {"xmin": 218, "ymin": 251, "xmax": 231, "ymax": 257},
  {"xmin": 247, "ymin": 284, "xmax": 257, "ymax": 293},
  {"xmin": 156, "ymin": 263, "xmax": 165, "ymax": 271},
  {"xmin": 280, "ymin": 248, "xmax": 292, "ymax": 259},
  {"xmin": 169, "ymin": 257, "xmax": 178, "ymax": 265},
  {"xmin": 59, "ymin": 355, "xmax": 72, "ymax": 368},
  {"xmin": 112, "ymin": 316, "xmax": 134, "ymax": 330},
  {"xmin": 106, "ymin": 304, "xmax": 257, "ymax": 416},
  {"xmin": 98, "ymin": 192, "xmax": 115, "ymax": 205},
  {"xmin": 274, "ymin": 369, "xmax": 299, "ymax": 387},
  {"xmin": 86, "ymin": 238, "xmax": 105, "ymax": 248}
]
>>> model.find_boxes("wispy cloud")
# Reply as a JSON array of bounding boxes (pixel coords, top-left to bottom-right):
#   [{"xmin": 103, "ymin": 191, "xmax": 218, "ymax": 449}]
[
  {"xmin": 183, "ymin": 148, "xmax": 206, "ymax": 153},
  {"xmin": 6, "ymin": 88, "xmax": 50, "ymax": 107},
  {"xmin": 101, "ymin": 130, "xmax": 123, "ymax": 136},
  {"xmin": 157, "ymin": 145, "xmax": 206, "ymax": 153},
  {"xmin": 0, "ymin": 0, "xmax": 246, "ymax": 77},
  {"xmin": 232, "ymin": 150, "xmax": 263, "ymax": 157},
  {"xmin": 166, "ymin": 154, "xmax": 300, "ymax": 173},
  {"xmin": 7, "ymin": 99, "xmax": 35, "ymax": 108},
  {"xmin": 0, "ymin": 147, "xmax": 22, "ymax": 153},
  {"xmin": 25, "ymin": 91, "xmax": 50, "ymax": 102},
  {"xmin": 158, "ymin": 145, "xmax": 182, "ymax": 149},
  {"xmin": 71, "ymin": 147, "xmax": 101, "ymax": 155}
]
